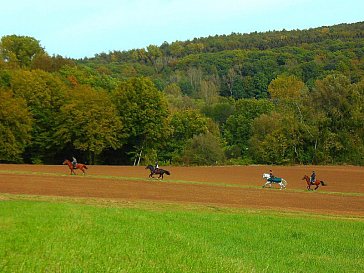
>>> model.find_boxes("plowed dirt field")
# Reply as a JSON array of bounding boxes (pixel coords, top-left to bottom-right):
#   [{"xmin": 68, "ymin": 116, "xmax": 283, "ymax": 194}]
[{"xmin": 1, "ymin": 164, "xmax": 363, "ymax": 216}]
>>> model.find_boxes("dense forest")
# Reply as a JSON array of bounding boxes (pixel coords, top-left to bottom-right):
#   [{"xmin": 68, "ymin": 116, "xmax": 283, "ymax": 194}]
[{"xmin": 1, "ymin": 21, "xmax": 363, "ymax": 165}]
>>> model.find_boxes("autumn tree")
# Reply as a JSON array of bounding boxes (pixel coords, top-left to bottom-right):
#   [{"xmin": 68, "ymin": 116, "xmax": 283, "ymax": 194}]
[
  {"xmin": 9, "ymin": 69, "xmax": 68, "ymax": 163},
  {"xmin": 0, "ymin": 88, "xmax": 32, "ymax": 162},
  {"xmin": 112, "ymin": 77, "xmax": 170, "ymax": 163},
  {"xmin": 163, "ymin": 110, "xmax": 213, "ymax": 163},
  {"xmin": 266, "ymin": 75, "xmax": 315, "ymax": 163},
  {"xmin": 0, "ymin": 35, "xmax": 44, "ymax": 67},
  {"xmin": 146, "ymin": 45, "xmax": 163, "ymax": 73},
  {"xmin": 56, "ymin": 85, "xmax": 123, "ymax": 164},
  {"xmin": 309, "ymin": 74, "xmax": 364, "ymax": 164}
]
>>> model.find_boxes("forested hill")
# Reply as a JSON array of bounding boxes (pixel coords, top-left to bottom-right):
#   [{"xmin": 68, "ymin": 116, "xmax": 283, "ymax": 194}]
[
  {"xmin": 81, "ymin": 21, "xmax": 364, "ymax": 99},
  {"xmin": 0, "ymin": 21, "xmax": 363, "ymax": 166},
  {"xmin": 90, "ymin": 21, "xmax": 364, "ymax": 59}
]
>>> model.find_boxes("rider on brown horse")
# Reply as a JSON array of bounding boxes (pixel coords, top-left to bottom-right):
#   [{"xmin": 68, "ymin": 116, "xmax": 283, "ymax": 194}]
[
  {"xmin": 310, "ymin": 171, "xmax": 316, "ymax": 184},
  {"xmin": 72, "ymin": 157, "xmax": 77, "ymax": 169}
]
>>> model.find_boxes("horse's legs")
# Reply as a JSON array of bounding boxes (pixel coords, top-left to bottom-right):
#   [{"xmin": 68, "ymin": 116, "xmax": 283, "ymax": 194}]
[{"xmin": 280, "ymin": 179, "xmax": 286, "ymax": 189}]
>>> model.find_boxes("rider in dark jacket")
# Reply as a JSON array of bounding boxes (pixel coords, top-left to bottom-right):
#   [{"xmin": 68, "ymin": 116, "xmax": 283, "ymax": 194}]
[
  {"xmin": 154, "ymin": 161, "xmax": 159, "ymax": 172},
  {"xmin": 310, "ymin": 171, "xmax": 316, "ymax": 184},
  {"xmin": 72, "ymin": 157, "xmax": 77, "ymax": 169}
]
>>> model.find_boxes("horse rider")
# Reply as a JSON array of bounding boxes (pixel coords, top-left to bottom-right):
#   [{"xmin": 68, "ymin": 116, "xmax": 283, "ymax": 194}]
[
  {"xmin": 154, "ymin": 161, "xmax": 159, "ymax": 172},
  {"xmin": 269, "ymin": 170, "xmax": 275, "ymax": 181},
  {"xmin": 310, "ymin": 171, "xmax": 316, "ymax": 184},
  {"xmin": 72, "ymin": 157, "xmax": 77, "ymax": 169}
]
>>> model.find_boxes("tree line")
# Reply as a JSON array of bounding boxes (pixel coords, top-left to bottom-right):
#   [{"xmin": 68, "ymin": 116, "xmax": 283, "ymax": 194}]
[{"xmin": 0, "ymin": 21, "xmax": 363, "ymax": 165}]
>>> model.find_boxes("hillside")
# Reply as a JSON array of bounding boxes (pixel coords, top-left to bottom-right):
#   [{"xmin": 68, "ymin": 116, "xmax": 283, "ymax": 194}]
[
  {"xmin": 0, "ymin": 22, "xmax": 363, "ymax": 165},
  {"xmin": 82, "ymin": 21, "xmax": 364, "ymax": 98}
]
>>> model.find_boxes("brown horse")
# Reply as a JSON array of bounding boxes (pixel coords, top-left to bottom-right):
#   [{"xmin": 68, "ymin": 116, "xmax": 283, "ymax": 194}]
[
  {"xmin": 302, "ymin": 175, "xmax": 327, "ymax": 190},
  {"xmin": 63, "ymin": 159, "xmax": 88, "ymax": 175}
]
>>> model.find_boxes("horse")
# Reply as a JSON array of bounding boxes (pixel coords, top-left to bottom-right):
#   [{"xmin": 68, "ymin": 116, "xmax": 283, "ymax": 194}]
[
  {"xmin": 145, "ymin": 165, "xmax": 170, "ymax": 179},
  {"xmin": 63, "ymin": 159, "xmax": 88, "ymax": 175},
  {"xmin": 262, "ymin": 173, "xmax": 287, "ymax": 190},
  {"xmin": 302, "ymin": 175, "xmax": 327, "ymax": 190}
]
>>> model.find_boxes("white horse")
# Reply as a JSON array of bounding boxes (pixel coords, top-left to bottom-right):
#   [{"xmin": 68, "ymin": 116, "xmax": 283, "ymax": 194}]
[{"xmin": 262, "ymin": 173, "xmax": 287, "ymax": 190}]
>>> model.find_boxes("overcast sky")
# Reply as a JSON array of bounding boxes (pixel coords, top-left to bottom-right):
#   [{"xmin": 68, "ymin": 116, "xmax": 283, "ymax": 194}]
[{"xmin": 1, "ymin": 0, "xmax": 363, "ymax": 58}]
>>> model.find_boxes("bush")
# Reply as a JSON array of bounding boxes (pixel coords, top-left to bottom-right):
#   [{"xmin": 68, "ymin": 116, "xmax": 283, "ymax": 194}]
[{"xmin": 181, "ymin": 133, "xmax": 225, "ymax": 165}]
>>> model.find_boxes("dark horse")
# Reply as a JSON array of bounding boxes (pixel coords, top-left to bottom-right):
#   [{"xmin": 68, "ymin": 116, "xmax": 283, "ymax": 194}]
[
  {"xmin": 146, "ymin": 165, "xmax": 170, "ymax": 179},
  {"xmin": 63, "ymin": 159, "xmax": 88, "ymax": 175},
  {"xmin": 302, "ymin": 175, "xmax": 327, "ymax": 190}
]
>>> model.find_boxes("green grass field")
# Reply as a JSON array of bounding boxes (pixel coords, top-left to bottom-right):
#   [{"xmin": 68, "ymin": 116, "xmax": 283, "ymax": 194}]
[{"xmin": 1, "ymin": 195, "xmax": 363, "ymax": 273}]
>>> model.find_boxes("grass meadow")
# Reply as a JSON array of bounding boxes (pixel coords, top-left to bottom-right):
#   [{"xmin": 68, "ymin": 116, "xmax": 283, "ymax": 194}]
[{"xmin": 0, "ymin": 196, "xmax": 363, "ymax": 273}]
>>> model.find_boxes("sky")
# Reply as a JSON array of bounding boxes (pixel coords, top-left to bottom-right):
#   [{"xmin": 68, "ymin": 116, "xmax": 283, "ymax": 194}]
[{"xmin": 1, "ymin": 0, "xmax": 363, "ymax": 59}]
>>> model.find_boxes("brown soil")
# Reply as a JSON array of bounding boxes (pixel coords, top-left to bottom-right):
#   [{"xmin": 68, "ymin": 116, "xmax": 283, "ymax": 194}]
[{"xmin": 0, "ymin": 164, "xmax": 363, "ymax": 217}]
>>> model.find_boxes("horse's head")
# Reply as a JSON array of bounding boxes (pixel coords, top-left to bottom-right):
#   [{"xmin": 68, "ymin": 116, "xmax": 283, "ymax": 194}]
[
  {"xmin": 302, "ymin": 175, "xmax": 309, "ymax": 180},
  {"xmin": 146, "ymin": 165, "xmax": 154, "ymax": 171},
  {"xmin": 62, "ymin": 159, "xmax": 69, "ymax": 165},
  {"xmin": 262, "ymin": 173, "xmax": 270, "ymax": 179}
]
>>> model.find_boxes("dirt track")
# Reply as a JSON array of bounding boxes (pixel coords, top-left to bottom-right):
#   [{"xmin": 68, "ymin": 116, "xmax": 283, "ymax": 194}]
[{"xmin": 0, "ymin": 164, "xmax": 363, "ymax": 217}]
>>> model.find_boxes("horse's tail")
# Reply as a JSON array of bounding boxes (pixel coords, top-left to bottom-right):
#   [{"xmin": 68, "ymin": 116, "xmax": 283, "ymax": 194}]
[
  {"xmin": 321, "ymin": 181, "xmax": 327, "ymax": 186},
  {"xmin": 165, "ymin": 170, "xmax": 170, "ymax": 175},
  {"xmin": 282, "ymin": 179, "xmax": 288, "ymax": 187}
]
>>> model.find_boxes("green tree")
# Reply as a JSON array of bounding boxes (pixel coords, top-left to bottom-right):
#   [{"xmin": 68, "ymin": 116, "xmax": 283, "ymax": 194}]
[
  {"xmin": 56, "ymin": 85, "xmax": 123, "ymax": 164},
  {"xmin": 224, "ymin": 98, "xmax": 273, "ymax": 159},
  {"xmin": 182, "ymin": 132, "xmax": 225, "ymax": 165},
  {"xmin": 249, "ymin": 112, "xmax": 313, "ymax": 164},
  {"xmin": 146, "ymin": 45, "xmax": 163, "ymax": 73},
  {"xmin": 266, "ymin": 75, "xmax": 316, "ymax": 163},
  {"xmin": 164, "ymin": 83, "xmax": 197, "ymax": 112},
  {"xmin": 112, "ymin": 77, "xmax": 170, "ymax": 163},
  {"xmin": 0, "ymin": 35, "xmax": 45, "ymax": 67},
  {"xmin": 9, "ymin": 69, "xmax": 68, "ymax": 163},
  {"xmin": 59, "ymin": 65, "xmax": 118, "ymax": 91},
  {"xmin": 268, "ymin": 75, "xmax": 305, "ymax": 101},
  {"xmin": 201, "ymin": 97, "xmax": 235, "ymax": 126},
  {"xmin": 166, "ymin": 110, "xmax": 211, "ymax": 163},
  {"xmin": 310, "ymin": 74, "xmax": 364, "ymax": 164},
  {"xmin": 0, "ymin": 88, "xmax": 32, "ymax": 162}
]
